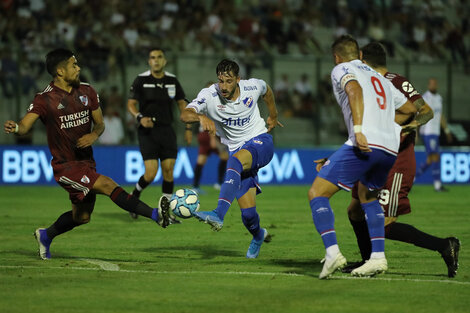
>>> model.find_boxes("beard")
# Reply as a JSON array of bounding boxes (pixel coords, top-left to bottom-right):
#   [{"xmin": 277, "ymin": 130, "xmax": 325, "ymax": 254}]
[{"xmin": 67, "ymin": 76, "xmax": 81, "ymax": 88}]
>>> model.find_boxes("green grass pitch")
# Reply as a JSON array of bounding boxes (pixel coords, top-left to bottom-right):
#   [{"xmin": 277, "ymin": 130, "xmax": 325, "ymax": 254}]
[{"xmin": 1, "ymin": 185, "xmax": 469, "ymax": 313}]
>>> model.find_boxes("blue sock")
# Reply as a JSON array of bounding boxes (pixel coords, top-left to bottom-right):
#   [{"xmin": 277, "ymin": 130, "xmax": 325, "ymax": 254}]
[
  {"xmin": 214, "ymin": 157, "xmax": 243, "ymax": 220},
  {"xmin": 416, "ymin": 161, "xmax": 431, "ymax": 177},
  {"xmin": 310, "ymin": 197, "xmax": 337, "ymax": 249},
  {"xmin": 241, "ymin": 207, "xmax": 262, "ymax": 240},
  {"xmin": 151, "ymin": 208, "xmax": 158, "ymax": 223},
  {"xmin": 431, "ymin": 161, "xmax": 441, "ymax": 182},
  {"xmin": 361, "ymin": 200, "xmax": 385, "ymax": 253}
]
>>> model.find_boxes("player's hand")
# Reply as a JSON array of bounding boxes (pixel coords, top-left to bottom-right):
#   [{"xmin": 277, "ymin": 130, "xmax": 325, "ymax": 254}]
[
  {"xmin": 355, "ymin": 132, "xmax": 372, "ymax": 152},
  {"xmin": 76, "ymin": 133, "xmax": 99, "ymax": 148},
  {"xmin": 140, "ymin": 117, "xmax": 154, "ymax": 128},
  {"xmin": 401, "ymin": 120, "xmax": 419, "ymax": 135},
  {"xmin": 199, "ymin": 115, "xmax": 216, "ymax": 136},
  {"xmin": 314, "ymin": 158, "xmax": 328, "ymax": 172},
  {"xmin": 266, "ymin": 116, "xmax": 284, "ymax": 132},
  {"xmin": 4, "ymin": 120, "xmax": 18, "ymax": 134}
]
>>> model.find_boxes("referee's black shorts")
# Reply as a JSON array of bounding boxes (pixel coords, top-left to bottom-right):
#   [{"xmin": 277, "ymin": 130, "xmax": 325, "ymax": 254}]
[{"xmin": 137, "ymin": 125, "xmax": 177, "ymax": 161}]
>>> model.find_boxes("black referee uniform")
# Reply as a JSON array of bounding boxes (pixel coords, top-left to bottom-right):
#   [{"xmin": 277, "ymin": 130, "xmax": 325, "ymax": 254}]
[{"xmin": 129, "ymin": 70, "xmax": 186, "ymax": 161}]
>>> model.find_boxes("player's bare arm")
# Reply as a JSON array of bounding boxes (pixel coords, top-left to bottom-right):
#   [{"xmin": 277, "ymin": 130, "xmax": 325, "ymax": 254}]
[
  {"xmin": 4, "ymin": 112, "xmax": 39, "ymax": 135},
  {"xmin": 345, "ymin": 80, "xmax": 371, "ymax": 152},
  {"xmin": 76, "ymin": 108, "xmax": 105, "ymax": 148},
  {"xmin": 180, "ymin": 107, "xmax": 216, "ymax": 135},
  {"xmin": 262, "ymin": 85, "xmax": 284, "ymax": 131},
  {"xmin": 415, "ymin": 100, "xmax": 434, "ymax": 126},
  {"xmin": 396, "ymin": 99, "xmax": 418, "ymax": 134},
  {"xmin": 127, "ymin": 98, "xmax": 153, "ymax": 128},
  {"xmin": 177, "ymin": 99, "xmax": 193, "ymax": 144},
  {"xmin": 440, "ymin": 112, "xmax": 453, "ymax": 143}
]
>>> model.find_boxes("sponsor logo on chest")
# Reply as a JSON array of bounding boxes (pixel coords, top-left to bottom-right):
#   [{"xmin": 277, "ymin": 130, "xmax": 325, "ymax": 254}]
[{"xmin": 221, "ymin": 116, "xmax": 251, "ymax": 127}]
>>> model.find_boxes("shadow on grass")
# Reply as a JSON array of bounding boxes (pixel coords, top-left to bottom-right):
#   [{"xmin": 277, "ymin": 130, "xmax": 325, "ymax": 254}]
[
  {"xmin": 267, "ymin": 258, "xmax": 324, "ymax": 277},
  {"xmin": 142, "ymin": 244, "xmax": 242, "ymax": 259}
]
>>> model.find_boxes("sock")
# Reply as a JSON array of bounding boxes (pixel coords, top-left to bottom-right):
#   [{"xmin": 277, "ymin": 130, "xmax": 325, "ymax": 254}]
[
  {"xmin": 110, "ymin": 187, "xmax": 156, "ymax": 221},
  {"xmin": 162, "ymin": 180, "xmax": 174, "ymax": 195},
  {"xmin": 241, "ymin": 207, "xmax": 263, "ymax": 240},
  {"xmin": 385, "ymin": 222, "xmax": 448, "ymax": 252},
  {"xmin": 217, "ymin": 160, "xmax": 227, "ymax": 185},
  {"xmin": 326, "ymin": 244, "xmax": 340, "ymax": 260},
  {"xmin": 361, "ymin": 200, "xmax": 385, "ymax": 256},
  {"xmin": 46, "ymin": 211, "xmax": 81, "ymax": 241},
  {"xmin": 416, "ymin": 161, "xmax": 431, "ymax": 177},
  {"xmin": 193, "ymin": 164, "xmax": 203, "ymax": 188},
  {"xmin": 349, "ymin": 217, "xmax": 372, "ymax": 261},
  {"xmin": 214, "ymin": 157, "xmax": 243, "ymax": 220},
  {"xmin": 431, "ymin": 161, "xmax": 441, "ymax": 189},
  {"xmin": 310, "ymin": 197, "xmax": 338, "ymax": 250},
  {"xmin": 135, "ymin": 175, "xmax": 150, "ymax": 192}
]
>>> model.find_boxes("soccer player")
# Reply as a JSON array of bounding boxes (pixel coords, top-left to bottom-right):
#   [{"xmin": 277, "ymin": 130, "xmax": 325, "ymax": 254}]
[
  {"xmin": 127, "ymin": 47, "xmax": 191, "ymax": 220},
  {"xmin": 3, "ymin": 49, "xmax": 170, "ymax": 260},
  {"xmin": 309, "ymin": 35, "xmax": 417, "ymax": 279},
  {"xmin": 340, "ymin": 43, "xmax": 460, "ymax": 277},
  {"xmin": 180, "ymin": 59, "xmax": 283, "ymax": 258},
  {"xmin": 192, "ymin": 126, "xmax": 229, "ymax": 192},
  {"xmin": 416, "ymin": 78, "xmax": 453, "ymax": 192}
]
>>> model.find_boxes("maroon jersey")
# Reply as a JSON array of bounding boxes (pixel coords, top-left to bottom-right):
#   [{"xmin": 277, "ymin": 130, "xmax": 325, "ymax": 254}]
[
  {"xmin": 384, "ymin": 72, "xmax": 423, "ymax": 150},
  {"xmin": 28, "ymin": 82, "xmax": 100, "ymax": 167}
]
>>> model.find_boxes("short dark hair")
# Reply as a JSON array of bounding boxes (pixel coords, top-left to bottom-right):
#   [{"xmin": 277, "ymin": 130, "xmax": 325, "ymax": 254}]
[
  {"xmin": 46, "ymin": 48, "xmax": 74, "ymax": 77},
  {"xmin": 149, "ymin": 47, "xmax": 165, "ymax": 55},
  {"xmin": 361, "ymin": 42, "xmax": 387, "ymax": 68},
  {"xmin": 216, "ymin": 59, "xmax": 239, "ymax": 77},
  {"xmin": 331, "ymin": 35, "xmax": 359, "ymax": 59}
]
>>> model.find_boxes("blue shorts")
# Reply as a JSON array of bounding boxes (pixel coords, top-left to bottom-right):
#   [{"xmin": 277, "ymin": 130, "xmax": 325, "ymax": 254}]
[
  {"xmin": 422, "ymin": 134, "xmax": 440, "ymax": 154},
  {"xmin": 230, "ymin": 133, "xmax": 274, "ymax": 199},
  {"xmin": 317, "ymin": 144, "xmax": 396, "ymax": 191}
]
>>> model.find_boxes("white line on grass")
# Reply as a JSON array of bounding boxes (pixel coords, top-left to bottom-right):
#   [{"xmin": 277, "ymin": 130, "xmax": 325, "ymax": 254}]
[
  {"xmin": 1, "ymin": 265, "xmax": 469, "ymax": 286},
  {"xmin": 80, "ymin": 258, "xmax": 120, "ymax": 271}
]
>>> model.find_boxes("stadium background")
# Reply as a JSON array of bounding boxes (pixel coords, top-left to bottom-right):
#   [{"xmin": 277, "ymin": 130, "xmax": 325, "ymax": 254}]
[{"xmin": 1, "ymin": 0, "xmax": 470, "ymax": 183}]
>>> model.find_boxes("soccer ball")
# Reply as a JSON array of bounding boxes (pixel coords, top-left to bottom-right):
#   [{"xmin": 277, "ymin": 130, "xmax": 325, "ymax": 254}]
[{"xmin": 170, "ymin": 189, "xmax": 200, "ymax": 218}]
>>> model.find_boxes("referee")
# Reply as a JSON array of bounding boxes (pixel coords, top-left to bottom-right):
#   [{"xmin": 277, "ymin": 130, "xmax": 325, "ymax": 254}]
[{"xmin": 127, "ymin": 47, "xmax": 191, "ymax": 220}]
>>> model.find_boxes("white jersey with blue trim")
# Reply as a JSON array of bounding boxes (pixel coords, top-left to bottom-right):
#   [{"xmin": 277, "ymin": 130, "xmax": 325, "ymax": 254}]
[
  {"xmin": 420, "ymin": 90, "xmax": 442, "ymax": 136},
  {"xmin": 186, "ymin": 78, "xmax": 268, "ymax": 151},
  {"xmin": 331, "ymin": 59, "xmax": 407, "ymax": 155}
]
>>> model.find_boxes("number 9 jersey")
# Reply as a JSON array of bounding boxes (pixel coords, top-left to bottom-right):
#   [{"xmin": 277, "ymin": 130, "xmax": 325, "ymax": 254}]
[{"xmin": 331, "ymin": 59, "xmax": 408, "ymax": 156}]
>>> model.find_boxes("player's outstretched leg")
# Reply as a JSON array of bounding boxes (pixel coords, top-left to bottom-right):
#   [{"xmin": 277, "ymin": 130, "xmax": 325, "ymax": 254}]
[
  {"xmin": 130, "ymin": 176, "xmax": 151, "ymax": 219},
  {"xmin": 193, "ymin": 157, "xmax": 243, "ymax": 231},
  {"xmin": 310, "ymin": 197, "xmax": 346, "ymax": 279},
  {"xmin": 110, "ymin": 187, "xmax": 170, "ymax": 228},
  {"xmin": 242, "ymin": 207, "xmax": 272, "ymax": 258},
  {"xmin": 352, "ymin": 200, "xmax": 388, "ymax": 277}
]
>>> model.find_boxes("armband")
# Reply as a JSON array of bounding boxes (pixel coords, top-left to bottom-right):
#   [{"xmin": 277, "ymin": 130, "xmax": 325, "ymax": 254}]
[
  {"xmin": 353, "ymin": 125, "xmax": 362, "ymax": 133},
  {"xmin": 136, "ymin": 113, "xmax": 143, "ymax": 123}
]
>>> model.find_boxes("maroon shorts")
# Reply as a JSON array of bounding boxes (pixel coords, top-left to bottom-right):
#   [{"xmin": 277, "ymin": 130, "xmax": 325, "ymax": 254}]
[
  {"xmin": 198, "ymin": 132, "xmax": 218, "ymax": 156},
  {"xmin": 53, "ymin": 161, "xmax": 100, "ymax": 204},
  {"xmin": 352, "ymin": 141, "xmax": 416, "ymax": 217}
]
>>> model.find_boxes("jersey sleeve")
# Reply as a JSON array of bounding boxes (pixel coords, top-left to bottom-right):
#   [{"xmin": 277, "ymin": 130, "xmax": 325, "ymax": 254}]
[
  {"xmin": 331, "ymin": 63, "xmax": 357, "ymax": 90},
  {"xmin": 28, "ymin": 94, "xmax": 47, "ymax": 117},
  {"xmin": 128, "ymin": 77, "xmax": 141, "ymax": 100},
  {"xmin": 390, "ymin": 83, "xmax": 408, "ymax": 110},
  {"xmin": 174, "ymin": 78, "xmax": 186, "ymax": 101},
  {"xmin": 253, "ymin": 78, "xmax": 267, "ymax": 96},
  {"xmin": 87, "ymin": 85, "xmax": 100, "ymax": 110},
  {"xmin": 186, "ymin": 89, "xmax": 209, "ymax": 114},
  {"xmin": 391, "ymin": 75, "xmax": 422, "ymax": 103}
]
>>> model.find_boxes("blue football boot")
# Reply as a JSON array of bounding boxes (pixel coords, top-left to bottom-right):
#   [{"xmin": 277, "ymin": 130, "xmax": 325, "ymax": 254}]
[
  {"xmin": 246, "ymin": 228, "xmax": 272, "ymax": 259},
  {"xmin": 34, "ymin": 228, "xmax": 51, "ymax": 260},
  {"xmin": 193, "ymin": 210, "xmax": 224, "ymax": 231}
]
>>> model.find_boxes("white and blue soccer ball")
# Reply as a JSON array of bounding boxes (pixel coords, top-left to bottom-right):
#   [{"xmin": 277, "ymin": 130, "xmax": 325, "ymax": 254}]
[{"xmin": 170, "ymin": 189, "xmax": 200, "ymax": 218}]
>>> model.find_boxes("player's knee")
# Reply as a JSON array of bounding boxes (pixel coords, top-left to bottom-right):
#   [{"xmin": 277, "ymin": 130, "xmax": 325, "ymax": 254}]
[
  {"xmin": 73, "ymin": 212, "xmax": 91, "ymax": 224},
  {"xmin": 144, "ymin": 169, "xmax": 158, "ymax": 181}
]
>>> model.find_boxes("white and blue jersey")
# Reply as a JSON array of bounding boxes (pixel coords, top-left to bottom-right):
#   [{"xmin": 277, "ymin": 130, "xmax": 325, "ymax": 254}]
[
  {"xmin": 331, "ymin": 59, "xmax": 408, "ymax": 156},
  {"xmin": 187, "ymin": 79, "xmax": 268, "ymax": 152},
  {"xmin": 420, "ymin": 91, "xmax": 442, "ymax": 136}
]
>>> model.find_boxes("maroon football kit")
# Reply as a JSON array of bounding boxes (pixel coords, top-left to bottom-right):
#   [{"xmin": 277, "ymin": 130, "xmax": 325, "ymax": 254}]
[
  {"xmin": 352, "ymin": 72, "xmax": 423, "ymax": 217},
  {"xmin": 29, "ymin": 82, "xmax": 101, "ymax": 203}
]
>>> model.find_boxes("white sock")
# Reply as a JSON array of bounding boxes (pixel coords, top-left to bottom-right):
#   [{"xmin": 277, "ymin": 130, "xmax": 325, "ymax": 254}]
[
  {"xmin": 434, "ymin": 180, "xmax": 442, "ymax": 190},
  {"xmin": 326, "ymin": 244, "xmax": 340, "ymax": 260},
  {"xmin": 135, "ymin": 182, "xmax": 143, "ymax": 191},
  {"xmin": 370, "ymin": 252, "xmax": 385, "ymax": 259}
]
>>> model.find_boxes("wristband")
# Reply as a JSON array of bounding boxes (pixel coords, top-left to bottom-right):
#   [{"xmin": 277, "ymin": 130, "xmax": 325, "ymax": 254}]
[
  {"xmin": 14, "ymin": 123, "xmax": 19, "ymax": 133},
  {"xmin": 136, "ymin": 113, "xmax": 143, "ymax": 123},
  {"xmin": 353, "ymin": 125, "xmax": 362, "ymax": 133},
  {"xmin": 185, "ymin": 125, "xmax": 192, "ymax": 130}
]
